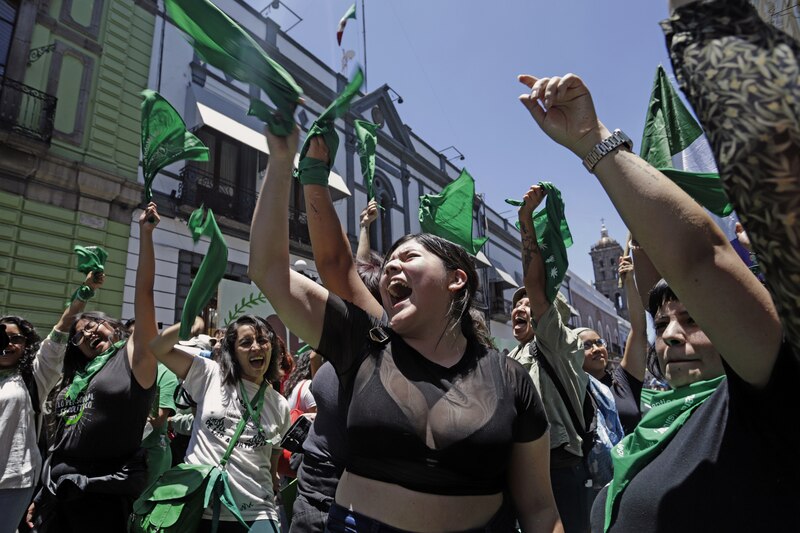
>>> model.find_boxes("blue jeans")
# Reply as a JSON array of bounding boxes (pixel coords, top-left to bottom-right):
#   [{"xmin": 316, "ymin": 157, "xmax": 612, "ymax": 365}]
[{"xmin": 324, "ymin": 502, "xmax": 516, "ymax": 533}]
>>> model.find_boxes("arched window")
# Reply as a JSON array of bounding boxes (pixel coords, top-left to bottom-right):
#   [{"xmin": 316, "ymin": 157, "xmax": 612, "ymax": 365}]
[
  {"xmin": 588, "ymin": 316, "xmax": 594, "ymax": 331},
  {"xmin": 606, "ymin": 326, "xmax": 613, "ymax": 348},
  {"xmin": 597, "ymin": 320, "xmax": 603, "ymax": 337},
  {"xmin": 368, "ymin": 174, "xmax": 396, "ymax": 254}
]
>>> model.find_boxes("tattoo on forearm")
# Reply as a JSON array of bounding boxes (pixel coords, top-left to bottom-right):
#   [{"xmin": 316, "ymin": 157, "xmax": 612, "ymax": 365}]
[{"xmin": 519, "ymin": 223, "xmax": 540, "ymax": 276}]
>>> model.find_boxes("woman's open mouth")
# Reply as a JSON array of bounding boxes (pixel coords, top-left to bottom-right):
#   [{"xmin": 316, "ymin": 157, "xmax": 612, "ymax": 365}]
[
  {"xmin": 89, "ymin": 337, "xmax": 104, "ymax": 350},
  {"xmin": 249, "ymin": 355, "xmax": 266, "ymax": 368},
  {"xmin": 387, "ymin": 279, "xmax": 412, "ymax": 307}
]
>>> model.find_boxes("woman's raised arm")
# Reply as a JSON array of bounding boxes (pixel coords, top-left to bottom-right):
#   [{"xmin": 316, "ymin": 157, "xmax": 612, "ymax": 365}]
[
  {"xmin": 248, "ymin": 128, "xmax": 329, "ymax": 349},
  {"xmin": 518, "ymin": 73, "xmax": 781, "ymax": 388}
]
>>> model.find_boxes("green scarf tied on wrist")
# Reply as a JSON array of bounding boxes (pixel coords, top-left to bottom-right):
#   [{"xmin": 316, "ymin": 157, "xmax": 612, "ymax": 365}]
[
  {"xmin": 179, "ymin": 208, "xmax": 229, "ymax": 340},
  {"xmin": 355, "ymin": 119, "xmax": 379, "ymax": 200},
  {"xmin": 603, "ymin": 375, "xmax": 726, "ymax": 531},
  {"xmin": 165, "ymin": 0, "xmax": 302, "ymax": 136},
  {"xmin": 68, "ymin": 245, "xmax": 108, "ymax": 305},
  {"xmin": 64, "ymin": 338, "xmax": 128, "ymax": 425},
  {"xmin": 295, "ymin": 67, "xmax": 364, "ymax": 186},
  {"xmin": 505, "ymin": 182, "xmax": 573, "ymax": 303}
]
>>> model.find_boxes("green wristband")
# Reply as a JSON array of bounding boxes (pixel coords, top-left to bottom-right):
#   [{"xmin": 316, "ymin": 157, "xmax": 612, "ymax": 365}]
[
  {"xmin": 48, "ymin": 328, "xmax": 69, "ymax": 345},
  {"xmin": 294, "ymin": 157, "xmax": 330, "ymax": 186}
]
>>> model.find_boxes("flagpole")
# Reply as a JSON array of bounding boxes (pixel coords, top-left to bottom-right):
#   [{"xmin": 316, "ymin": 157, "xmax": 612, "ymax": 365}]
[{"xmin": 361, "ymin": 0, "xmax": 368, "ymax": 91}]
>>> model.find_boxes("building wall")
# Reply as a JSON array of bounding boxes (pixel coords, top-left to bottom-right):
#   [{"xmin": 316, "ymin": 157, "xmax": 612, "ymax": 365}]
[
  {"xmin": 0, "ymin": 190, "xmax": 128, "ymax": 330},
  {"xmin": 0, "ymin": 0, "xmax": 155, "ymax": 328},
  {"xmin": 749, "ymin": 0, "xmax": 800, "ymax": 40}
]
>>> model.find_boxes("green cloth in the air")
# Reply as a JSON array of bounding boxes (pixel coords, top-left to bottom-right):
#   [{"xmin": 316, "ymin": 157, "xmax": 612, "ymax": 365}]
[
  {"xmin": 604, "ymin": 376, "xmax": 725, "ymax": 532},
  {"xmin": 179, "ymin": 208, "xmax": 228, "ymax": 340},
  {"xmin": 419, "ymin": 168, "xmax": 488, "ymax": 256},
  {"xmin": 505, "ymin": 182, "xmax": 573, "ymax": 303},
  {"xmin": 354, "ymin": 119, "xmax": 379, "ymax": 199},
  {"xmin": 68, "ymin": 245, "xmax": 108, "ymax": 304},
  {"xmin": 165, "ymin": 0, "xmax": 302, "ymax": 136},
  {"xmin": 73, "ymin": 245, "xmax": 108, "ymax": 274},
  {"xmin": 639, "ymin": 65, "xmax": 733, "ymax": 218},
  {"xmin": 140, "ymin": 90, "xmax": 209, "ymax": 203},
  {"xmin": 295, "ymin": 67, "xmax": 364, "ymax": 186}
]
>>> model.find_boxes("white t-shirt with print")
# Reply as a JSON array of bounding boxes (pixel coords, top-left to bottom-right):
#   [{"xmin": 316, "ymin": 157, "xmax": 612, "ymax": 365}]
[{"xmin": 183, "ymin": 357, "xmax": 290, "ymax": 522}]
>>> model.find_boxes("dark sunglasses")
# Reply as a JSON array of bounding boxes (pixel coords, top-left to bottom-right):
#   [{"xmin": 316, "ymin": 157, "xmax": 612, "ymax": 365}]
[{"xmin": 71, "ymin": 318, "xmax": 109, "ymax": 346}]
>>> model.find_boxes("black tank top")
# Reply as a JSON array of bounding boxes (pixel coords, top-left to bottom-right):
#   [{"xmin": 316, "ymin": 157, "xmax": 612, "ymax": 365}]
[{"xmin": 52, "ymin": 345, "xmax": 155, "ymax": 464}]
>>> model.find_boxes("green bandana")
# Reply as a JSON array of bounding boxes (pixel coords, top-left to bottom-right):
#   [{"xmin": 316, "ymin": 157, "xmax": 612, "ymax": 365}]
[
  {"xmin": 140, "ymin": 90, "xmax": 209, "ymax": 203},
  {"xmin": 165, "ymin": 0, "xmax": 302, "ymax": 136},
  {"xmin": 64, "ymin": 338, "xmax": 127, "ymax": 424},
  {"xmin": 354, "ymin": 119, "xmax": 379, "ymax": 200},
  {"xmin": 505, "ymin": 182, "xmax": 572, "ymax": 303},
  {"xmin": 68, "ymin": 245, "xmax": 108, "ymax": 304},
  {"xmin": 179, "ymin": 208, "xmax": 229, "ymax": 340},
  {"xmin": 604, "ymin": 375, "xmax": 726, "ymax": 531},
  {"xmin": 419, "ymin": 168, "xmax": 488, "ymax": 255},
  {"xmin": 295, "ymin": 67, "xmax": 364, "ymax": 186},
  {"xmin": 0, "ymin": 368, "xmax": 19, "ymax": 381}
]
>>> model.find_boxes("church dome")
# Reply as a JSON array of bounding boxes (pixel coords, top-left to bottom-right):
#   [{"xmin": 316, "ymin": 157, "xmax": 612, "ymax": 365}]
[{"xmin": 592, "ymin": 222, "xmax": 619, "ymax": 250}]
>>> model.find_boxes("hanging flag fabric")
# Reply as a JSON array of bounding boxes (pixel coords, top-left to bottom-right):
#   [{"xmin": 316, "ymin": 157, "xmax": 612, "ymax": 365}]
[
  {"xmin": 295, "ymin": 67, "xmax": 364, "ymax": 186},
  {"xmin": 640, "ymin": 65, "xmax": 735, "ymax": 224},
  {"xmin": 354, "ymin": 119, "xmax": 379, "ymax": 200},
  {"xmin": 140, "ymin": 90, "xmax": 209, "ymax": 203},
  {"xmin": 179, "ymin": 208, "xmax": 229, "ymax": 340},
  {"xmin": 165, "ymin": 0, "xmax": 302, "ymax": 136},
  {"xmin": 336, "ymin": 4, "xmax": 357, "ymax": 46},
  {"xmin": 505, "ymin": 183, "xmax": 572, "ymax": 303},
  {"xmin": 419, "ymin": 168, "xmax": 488, "ymax": 256}
]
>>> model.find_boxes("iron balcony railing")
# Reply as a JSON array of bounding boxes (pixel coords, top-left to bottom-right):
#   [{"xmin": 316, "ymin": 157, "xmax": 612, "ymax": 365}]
[
  {"xmin": 0, "ymin": 75, "xmax": 57, "ymax": 144},
  {"xmin": 179, "ymin": 165, "xmax": 311, "ymax": 244},
  {"xmin": 490, "ymin": 298, "xmax": 512, "ymax": 320},
  {"xmin": 179, "ymin": 165, "xmax": 256, "ymax": 225}
]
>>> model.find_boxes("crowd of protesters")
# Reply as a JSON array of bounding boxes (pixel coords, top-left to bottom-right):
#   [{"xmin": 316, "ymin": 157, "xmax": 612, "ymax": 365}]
[{"xmin": 0, "ymin": 0, "xmax": 798, "ymax": 531}]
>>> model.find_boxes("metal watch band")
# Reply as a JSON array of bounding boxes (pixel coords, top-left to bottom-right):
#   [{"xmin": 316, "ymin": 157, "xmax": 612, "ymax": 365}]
[{"xmin": 582, "ymin": 129, "xmax": 634, "ymax": 173}]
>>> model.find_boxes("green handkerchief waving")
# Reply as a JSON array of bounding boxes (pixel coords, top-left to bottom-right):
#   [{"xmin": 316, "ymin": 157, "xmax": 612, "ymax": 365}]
[
  {"xmin": 165, "ymin": 0, "xmax": 302, "ymax": 136},
  {"xmin": 73, "ymin": 245, "xmax": 108, "ymax": 274},
  {"xmin": 141, "ymin": 90, "xmax": 209, "ymax": 203},
  {"xmin": 354, "ymin": 119, "xmax": 379, "ymax": 200},
  {"xmin": 179, "ymin": 208, "xmax": 228, "ymax": 340},
  {"xmin": 419, "ymin": 168, "xmax": 488, "ymax": 256},
  {"xmin": 295, "ymin": 67, "xmax": 364, "ymax": 186},
  {"xmin": 508, "ymin": 182, "xmax": 573, "ymax": 303}
]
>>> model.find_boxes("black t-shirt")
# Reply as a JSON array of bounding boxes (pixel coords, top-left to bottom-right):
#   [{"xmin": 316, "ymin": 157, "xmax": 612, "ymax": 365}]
[
  {"xmin": 590, "ymin": 343, "xmax": 800, "ymax": 532},
  {"xmin": 600, "ymin": 365, "xmax": 643, "ymax": 435},
  {"xmin": 317, "ymin": 294, "xmax": 548, "ymax": 496},
  {"xmin": 297, "ymin": 361, "xmax": 347, "ymax": 506},
  {"xmin": 51, "ymin": 346, "xmax": 154, "ymax": 470}
]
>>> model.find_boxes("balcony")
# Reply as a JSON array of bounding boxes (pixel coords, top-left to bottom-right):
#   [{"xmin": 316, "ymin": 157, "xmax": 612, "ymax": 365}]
[
  {"xmin": 0, "ymin": 75, "xmax": 57, "ymax": 144},
  {"xmin": 179, "ymin": 165, "xmax": 256, "ymax": 225},
  {"xmin": 490, "ymin": 298, "xmax": 511, "ymax": 321},
  {"xmin": 178, "ymin": 165, "xmax": 312, "ymax": 244}
]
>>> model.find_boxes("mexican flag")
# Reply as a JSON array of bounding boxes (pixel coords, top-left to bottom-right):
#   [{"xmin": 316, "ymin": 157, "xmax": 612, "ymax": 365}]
[
  {"xmin": 337, "ymin": 4, "xmax": 357, "ymax": 46},
  {"xmin": 640, "ymin": 65, "xmax": 737, "ymax": 240}
]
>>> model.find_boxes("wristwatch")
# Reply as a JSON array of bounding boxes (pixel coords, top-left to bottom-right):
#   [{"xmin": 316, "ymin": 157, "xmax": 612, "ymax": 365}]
[{"xmin": 582, "ymin": 129, "xmax": 633, "ymax": 173}]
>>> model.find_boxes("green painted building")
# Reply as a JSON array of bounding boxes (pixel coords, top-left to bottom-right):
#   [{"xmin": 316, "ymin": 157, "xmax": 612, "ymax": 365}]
[{"xmin": 0, "ymin": 0, "xmax": 156, "ymax": 330}]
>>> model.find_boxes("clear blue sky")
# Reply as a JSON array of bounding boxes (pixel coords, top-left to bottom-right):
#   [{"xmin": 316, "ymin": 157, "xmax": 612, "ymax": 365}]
[{"xmin": 265, "ymin": 0, "xmax": 676, "ymax": 283}]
